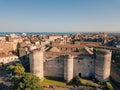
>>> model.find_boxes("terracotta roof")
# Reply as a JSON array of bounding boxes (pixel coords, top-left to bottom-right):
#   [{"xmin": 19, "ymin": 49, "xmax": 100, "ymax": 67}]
[
  {"xmin": 0, "ymin": 53, "xmax": 17, "ymax": 58},
  {"xmin": 49, "ymin": 47, "xmax": 60, "ymax": 52}
]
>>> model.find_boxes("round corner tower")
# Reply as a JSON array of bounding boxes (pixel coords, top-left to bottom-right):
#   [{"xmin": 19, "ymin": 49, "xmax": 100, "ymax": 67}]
[
  {"xmin": 95, "ymin": 49, "xmax": 112, "ymax": 82},
  {"xmin": 64, "ymin": 55, "xmax": 74, "ymax": 83},
  {"xmin": 29, "ymin": 50, "xmax": 44, "ymax": 79}
]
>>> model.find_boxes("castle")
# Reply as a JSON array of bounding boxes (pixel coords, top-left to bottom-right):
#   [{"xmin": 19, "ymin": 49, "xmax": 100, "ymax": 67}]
[{"xmin": 29, "ymin": 43, "xmax": 112, "ymax": 83}]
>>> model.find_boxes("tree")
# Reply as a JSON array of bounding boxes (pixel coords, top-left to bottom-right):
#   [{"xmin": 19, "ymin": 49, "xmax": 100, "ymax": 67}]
[
  {"xmin": 11, "ymin": 73, "xmax": 44, "ymax": 90},
  {"xmin": 112, "ymin": 52, "xmax": 120, "ymax": 63},
  {"xmin": 7, "ymin": 63, "xmax": 25, "ymax": 76}
]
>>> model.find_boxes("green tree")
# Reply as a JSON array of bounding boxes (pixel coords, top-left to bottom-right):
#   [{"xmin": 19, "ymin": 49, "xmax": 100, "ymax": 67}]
[
  {"xmin": 106, "ymin": 82, "xmax": 113, "ymax": 90},
  {"xmin": 7, "ymin": 63, "xmax": 25, "ymax": 76},
  {"xmin": 11, "ymin": 73, "xmax": 44, "ymax": 90}
]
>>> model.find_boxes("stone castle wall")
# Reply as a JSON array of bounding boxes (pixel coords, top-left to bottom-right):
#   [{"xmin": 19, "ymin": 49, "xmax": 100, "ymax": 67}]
[
  {"xmin": 43, "ymin": 52, "xmax": 94, "ymax": 80},
  {"xmin": 29, "ymin": 50, "xmax": 44, "ymax": 79},
  {"xmin": 64, "ymin": 55, "xmax": 74, "ymax": 82},
  {"xmin": 44, "ymin": 56, "xmax": 65, "ymax": 77},
  {"xmin": 29, "ymin": 49, "xmax": 111, "ymax": 82},
  {"xmin": 95, "ymin": 49, "xmax": 112, "ymax": 82},
  {"xmin": 73, "ymin": 56, "xmax": 94, "ymax": 78}
]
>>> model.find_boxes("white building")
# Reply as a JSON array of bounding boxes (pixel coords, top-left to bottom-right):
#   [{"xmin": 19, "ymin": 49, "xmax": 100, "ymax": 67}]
[{"xmin": 0, "ymin": 54, "xmax": 19, "ymax": 65}]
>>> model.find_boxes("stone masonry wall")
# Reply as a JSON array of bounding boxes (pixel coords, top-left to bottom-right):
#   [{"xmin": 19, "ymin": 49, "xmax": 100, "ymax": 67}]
[
  {"xmin": 44, "ymin": 56, "xmax": 65, "ymax": 77},
  {"xmin": 73, "ymin": 56, "xmax": 94, "ymax": 78}
]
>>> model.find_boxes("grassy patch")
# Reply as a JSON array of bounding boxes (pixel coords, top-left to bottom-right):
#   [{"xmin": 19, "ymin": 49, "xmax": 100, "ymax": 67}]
[
  {"xmin": 79, "ymin": 78, "xmax": 99, "ymax": 87},
  {"xmin": 74, "ymin": 76, "xmax": 99, "ymax": 88},
  {"xmin": 40, "ymin": 78, "xmax": 66, "ymax": 87}
]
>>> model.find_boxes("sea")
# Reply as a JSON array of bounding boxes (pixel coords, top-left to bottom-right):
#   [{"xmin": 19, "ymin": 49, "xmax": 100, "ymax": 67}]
[
  {"xmin": 0, "ymin": 32, "xmax": 119, "ymax": 35},
  {"xmin": 0, "ymin": 32, "xmax": 78, "ymax": 35}
]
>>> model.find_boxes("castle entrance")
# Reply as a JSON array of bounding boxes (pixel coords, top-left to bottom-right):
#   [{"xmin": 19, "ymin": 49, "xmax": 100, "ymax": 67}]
[{"xmin": 79, "ymin": 73, "xmax": 81, "ymax": 77}]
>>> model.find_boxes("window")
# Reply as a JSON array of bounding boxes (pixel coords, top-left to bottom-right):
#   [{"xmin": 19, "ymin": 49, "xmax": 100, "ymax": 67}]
[
  {"xmin": 66, "ymin": 48, "xmax": 67, "ymax": 50},
  {"xmin": 79, "ymin": 58, "xmax": 84, "ymax": 60},
  {"xmin": 90, "ymin": 61, "xmax": 92, "ymax": 64},
  {"xmin": 78, "ymin": 60, "xmax": 80, "ymax": 62}
]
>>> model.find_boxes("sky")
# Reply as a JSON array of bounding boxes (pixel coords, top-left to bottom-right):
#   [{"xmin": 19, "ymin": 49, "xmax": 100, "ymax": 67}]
[{"xmin": 0, "ymin": 0, "xmax": 120, "ymax": 32}]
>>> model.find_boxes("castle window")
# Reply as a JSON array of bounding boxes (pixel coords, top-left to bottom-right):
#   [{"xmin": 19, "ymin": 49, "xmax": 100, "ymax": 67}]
[
  {"xmin": 57, "ymin": 59, "xmax": 60, "ymax": 63},
  {"xmin": 66, "ymin": 48, "xmax": 67, "ymax": 50},
  {"xmin": 79, "ymin": 58, "xmax": 84, "ymax": 60},
  {"xmin": 78, "ymin": 60, "xmax": 80, "ymax": 62},
  {"xmin": 90, "ymin": 61, "xmax": 92, "ymax": 64}
]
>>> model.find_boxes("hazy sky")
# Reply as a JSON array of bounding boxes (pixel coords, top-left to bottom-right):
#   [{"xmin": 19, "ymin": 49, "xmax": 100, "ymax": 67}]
[{"xmin": 0, "ymin": 0, "xmax": 120, "ymax": 32}]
